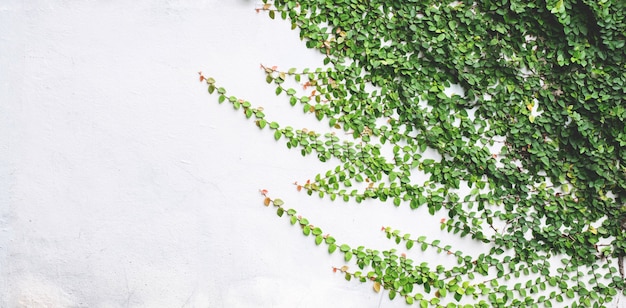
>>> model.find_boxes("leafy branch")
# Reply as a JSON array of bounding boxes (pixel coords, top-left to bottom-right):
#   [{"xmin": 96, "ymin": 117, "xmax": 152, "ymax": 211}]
[{"xmin": 202, "ymin": 0, "xmax": 626, "ymax": 306}]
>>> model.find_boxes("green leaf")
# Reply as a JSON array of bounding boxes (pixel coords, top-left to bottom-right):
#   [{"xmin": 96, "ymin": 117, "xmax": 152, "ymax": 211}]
[
  {"xmin": 454, "ymin": 291, "xmax": 462, "ymax": 301},
  {"xmin": 312, "ymin": 227, "xmax": 322, "ymax": 235},
  {"xmin": 257, "ymin": 119, "xmax": 267, "ymax": 129},
  {"xmin": 328, "ymin": 244, "xmax": 337, "ymax": 254},
  {"xmin": 406, "ymin": 296, "xmax": 414, "ymax": 305},
  {"xmin": 344, "ymin": 251, "xmax": 353, "ymax": 262},
  {"xmin": 393, "ymin": 197, "xmax": 401, "ymax": 206},
  {"xmin": 389, "ymin": 290, "xmax": 396, "ymax": 300},
  {"xmin": 448, "ymin": 21, "xmax": 456, "ymax": 30}
]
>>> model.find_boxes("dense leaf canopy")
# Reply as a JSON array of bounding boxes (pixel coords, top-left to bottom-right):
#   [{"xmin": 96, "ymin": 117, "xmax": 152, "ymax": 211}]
[{"xmin": 204, "ymin": 0, "xmax": 625, "ymax": 306}]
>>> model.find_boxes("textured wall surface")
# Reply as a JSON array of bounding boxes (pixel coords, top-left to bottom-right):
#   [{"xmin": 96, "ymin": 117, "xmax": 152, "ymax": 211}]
[{"xmin": 4, "ymin": 1, "xmax": 607, "ymax": 308}]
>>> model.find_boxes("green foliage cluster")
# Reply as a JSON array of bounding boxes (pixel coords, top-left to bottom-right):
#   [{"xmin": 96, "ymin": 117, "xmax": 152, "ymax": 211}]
[{"xmin": 203, "ymin": 0, "xmax": 625, "ymax": 306}]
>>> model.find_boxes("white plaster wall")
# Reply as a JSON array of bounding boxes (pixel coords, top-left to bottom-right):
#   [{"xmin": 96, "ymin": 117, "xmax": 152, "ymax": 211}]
[{"xmin": 2, "ymin": 1, "xmax": 622, "ymax": 308}]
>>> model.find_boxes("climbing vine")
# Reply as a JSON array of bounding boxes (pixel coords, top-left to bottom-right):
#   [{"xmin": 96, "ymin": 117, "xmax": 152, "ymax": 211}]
[{"xmin": 202, "ymin": 0, "xmax": 625, "ymax": 307}]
